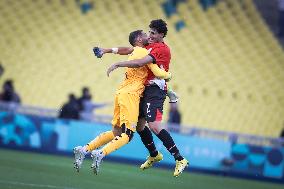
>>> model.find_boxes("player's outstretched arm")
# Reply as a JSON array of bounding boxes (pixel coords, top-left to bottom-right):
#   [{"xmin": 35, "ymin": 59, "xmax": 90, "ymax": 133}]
[
  {"xmin": 93, "ymin": 47, "xmax": 134, "ymax": 58},
  {"xmin": 147, "ymin": 63, "xmax": 172, "ymax": 80},
  {"xmin": 102, "ymin": 47, "xmax": 134, "ymax": 55},
  {"xmin": 107, "ymin": 55, "xmax": 153, "ymax": 76}
]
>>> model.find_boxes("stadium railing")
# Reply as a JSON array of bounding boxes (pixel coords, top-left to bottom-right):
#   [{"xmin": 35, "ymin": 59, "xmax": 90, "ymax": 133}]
[{"xmin": 0, "ymin": 101, "xmax": 112, "ymax": 124}]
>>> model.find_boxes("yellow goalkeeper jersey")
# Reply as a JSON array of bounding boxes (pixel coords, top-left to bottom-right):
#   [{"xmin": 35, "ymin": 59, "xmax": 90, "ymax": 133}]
[{"xmin": 116, "ymin": 46, "xmax": 148, "ymax": 96}]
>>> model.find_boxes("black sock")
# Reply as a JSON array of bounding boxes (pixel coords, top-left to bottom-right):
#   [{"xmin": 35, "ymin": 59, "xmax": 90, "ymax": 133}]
[
  {"xmin": 156, "ymin": 129, "xmax": 183, "ymax": 161},
  {"xmin": 138, "ymin": 126, "xmax": 158, "ymax": 157}
]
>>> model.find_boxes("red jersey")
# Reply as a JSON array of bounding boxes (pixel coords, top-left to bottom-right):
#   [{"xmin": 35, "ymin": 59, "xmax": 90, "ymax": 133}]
[{"xmin": 145, "ymin": 42, "xmax": 171, "ymax": 86}]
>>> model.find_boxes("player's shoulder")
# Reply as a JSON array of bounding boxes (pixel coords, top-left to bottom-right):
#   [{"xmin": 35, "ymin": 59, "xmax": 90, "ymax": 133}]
[
  {"xmin": 131, "ymin": 47, "xmax": 149, "ymax": 59},
  {"xmin": 133, "ymin": 47, "xmax": 148, "ymax": 54},
  {"xmin": 147, "ymin": 42, "xmax": 170, "ymax": 50},
  {"xmin": 147, "ymin": 42, "xmax": 168, "ymax": 47},
  {"xmin": 147, "ymin": 43, "xmax": 170, "ymax": 55},
  {"xmin": 133, "ymin": 46, "xmax": 147, "ymax": 51}
]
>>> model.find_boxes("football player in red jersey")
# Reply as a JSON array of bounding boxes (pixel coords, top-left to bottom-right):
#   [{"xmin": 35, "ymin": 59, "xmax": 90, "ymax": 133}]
[{"xmin": 98, "ymin": 19, "xmax": 188, "ymax": 177}]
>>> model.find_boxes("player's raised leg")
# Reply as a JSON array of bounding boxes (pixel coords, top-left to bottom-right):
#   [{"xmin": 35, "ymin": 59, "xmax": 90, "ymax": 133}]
[
  {"xmin": 73, "ymin": 94, "xmax": 122, "ymax": 172},
  {"xmin": 91, "ymin": 124, "xmax": 133, "ymax": 174},
  {"xmin": 91, "ymin": 94, "xmax": 138, "ymax": 174},
  {"xmin": 139, "ymin": 86, "xmax": 188, "ymax": 177},
  {"xmin": 137, "ymin": 117, "xmax": 163, "ymax": 170},
  {"xmin": 150, "ymin": 120, "xmax": 189, "ymax": 177},
  {"xmin": 73, "ymin": 130, "xmax": 115, "ymax": 172}
]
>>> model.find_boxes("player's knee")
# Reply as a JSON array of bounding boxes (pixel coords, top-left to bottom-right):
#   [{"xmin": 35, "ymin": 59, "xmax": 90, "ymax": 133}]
[
  {"xmin": 112, "ymin": 126, "xmax": 122, "ymax": 136},
  {"xmin": 121, "ymin": 123, "xmax": 134, "ymax": 142},
  {"xmin": 148, "ymin": 122, "xmax": 162, "ymax": 134},
  {"xmin": 136, "ymin": 124, "xmax": 145, "ymax": 132},
  {"xmin": 149, "ymin": 127, "xmax": 159, "ymax": 134}
]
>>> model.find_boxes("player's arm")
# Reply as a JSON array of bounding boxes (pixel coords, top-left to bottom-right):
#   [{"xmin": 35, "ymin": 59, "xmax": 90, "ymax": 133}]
[
  {"xmin": 147, "ymin": 63, "xmax": 171, "ymax": 80},
  {"xmin": 93, "ymin": 47, "xmax": 134, "ymax": 58},
  {"xmin": 115, "ymin": 55, "xmax": 153, "ymax": 67},
  {"xmin": 107, "ymin": 55, "xmax": 153, "ymax": 76}
]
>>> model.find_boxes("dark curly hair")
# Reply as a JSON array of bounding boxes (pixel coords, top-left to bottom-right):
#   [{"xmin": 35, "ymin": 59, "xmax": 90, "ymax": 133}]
[
  {"xmin": 149, "ymin": 19, "xmax": 168, "ymax": 37},
  {"xmin": 129, "ymin": 30, "xmax": 143, "ymax": 46}
]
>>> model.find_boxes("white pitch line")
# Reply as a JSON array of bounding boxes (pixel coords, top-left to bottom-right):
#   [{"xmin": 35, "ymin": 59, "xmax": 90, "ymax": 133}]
[{"xmin": 0, "ymin": 180, "xmax": 78, "ymax": 189}]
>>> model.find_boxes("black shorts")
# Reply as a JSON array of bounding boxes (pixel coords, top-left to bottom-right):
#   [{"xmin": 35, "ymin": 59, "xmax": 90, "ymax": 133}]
[{"xmin": 139, "ymin": 85, "xmax": 167, "ymax": 122}]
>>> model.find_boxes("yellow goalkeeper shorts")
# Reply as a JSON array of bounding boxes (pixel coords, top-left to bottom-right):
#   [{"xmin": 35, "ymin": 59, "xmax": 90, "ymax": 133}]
[{"xmin": 111, "ymin": 93, "xmax": 140, "ymax": 132}]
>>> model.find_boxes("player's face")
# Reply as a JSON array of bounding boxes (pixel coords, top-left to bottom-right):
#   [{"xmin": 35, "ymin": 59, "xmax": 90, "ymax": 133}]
[
  {"xmin": 148, "ymin": 29, "xmax": 163, "ymax": 43},
  {"xmin": 138, "ymin": 32, "xmax": 149, "ymax": 46}
]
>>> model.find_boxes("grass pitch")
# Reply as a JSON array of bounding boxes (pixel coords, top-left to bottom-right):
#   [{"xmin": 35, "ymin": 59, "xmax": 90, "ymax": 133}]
[{"xmin": 0, "ymin": 148, "xmax": 282, "ymax": 189}]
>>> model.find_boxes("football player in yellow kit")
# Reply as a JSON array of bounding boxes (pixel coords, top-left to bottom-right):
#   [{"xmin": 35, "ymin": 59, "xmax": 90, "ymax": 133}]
[{"xmin": 73, "ymin": 30, "xmax": 171, "ymax": 174}]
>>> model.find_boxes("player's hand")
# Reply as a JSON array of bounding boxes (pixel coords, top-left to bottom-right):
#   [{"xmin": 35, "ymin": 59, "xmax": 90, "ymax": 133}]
[
  {"xmin": 107, "ymin": 64, "xmax": 119, "ymax": 77},
  {"xmin": 93, "ymin": 47, "xmax": 104, "ymax": 58},
  {"xmin": 167, "ymin": 89, "xmax": 179, "ymax": 103}
]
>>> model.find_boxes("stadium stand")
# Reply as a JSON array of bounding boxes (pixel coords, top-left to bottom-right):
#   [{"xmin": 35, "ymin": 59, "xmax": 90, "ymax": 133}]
[{"xmin": 0, "ymin": 0, "xmax": 283, "ymax": 137}]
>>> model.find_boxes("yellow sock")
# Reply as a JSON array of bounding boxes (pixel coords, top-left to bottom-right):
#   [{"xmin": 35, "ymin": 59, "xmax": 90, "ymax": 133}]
[
  {"xmin": 101, "ymin": 133, "xmax": 129, "ymax": 156},
  {"xmin": 85, "ymin": 131, "xmax": 115, "ymax": 152}
]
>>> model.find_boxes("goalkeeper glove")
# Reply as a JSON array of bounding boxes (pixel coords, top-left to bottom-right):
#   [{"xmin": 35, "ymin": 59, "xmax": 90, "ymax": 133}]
[
  {"xmin": 93, "ymin": 47, "xmax": 103, "ymax": 58},
  {"xmin": 167, "ymin": 88, "xmax": 179, "ymax": 103}
]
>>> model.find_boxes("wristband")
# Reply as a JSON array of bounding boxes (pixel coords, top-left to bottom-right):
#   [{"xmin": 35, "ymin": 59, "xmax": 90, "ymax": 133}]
[{"xmin": 111, "ymin": 48, "xmax": 118, "ymax": 54}]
